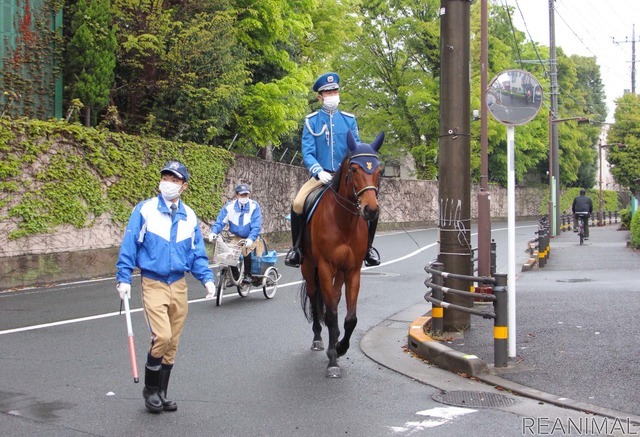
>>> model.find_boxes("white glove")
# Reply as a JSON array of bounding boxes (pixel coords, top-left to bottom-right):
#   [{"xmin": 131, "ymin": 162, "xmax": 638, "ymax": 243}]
[
  {"xmin": 244, "ymin": 239, "xmax": 253, "ymax": 248},
  {"xmin": 317, "ymin": 171, "xmax": 332, "ymax": 185},
  {"xmin": 204, "ymin": 281, "xmax": 216, "ymax": 299},
  {"xmin": 208, "ymin": 232, "xmax": 218, "ymax": 243},
  {"xmin": 116, "ymin": 282, "xmax": 131, "ymax": 300}
]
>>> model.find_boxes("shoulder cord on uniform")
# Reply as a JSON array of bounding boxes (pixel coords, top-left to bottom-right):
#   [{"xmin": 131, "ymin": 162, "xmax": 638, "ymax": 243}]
[{"xmin": 305, "ymin": 117, "xmax": 328, "ymax": 137}]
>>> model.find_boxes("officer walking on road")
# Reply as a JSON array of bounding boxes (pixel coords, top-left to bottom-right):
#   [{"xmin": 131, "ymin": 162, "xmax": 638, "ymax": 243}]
[
  {"xmin": 285, "ymin": 72, "xmax": 380, "ymax": 268},
  {"xmin": 116, "ymin": 161, "xmax": 215, "ymax": 413}
]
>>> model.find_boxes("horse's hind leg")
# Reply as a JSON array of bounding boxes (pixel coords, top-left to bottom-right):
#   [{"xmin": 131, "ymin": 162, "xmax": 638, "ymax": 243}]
[
  {"xmin": 310, "ymin": 299, "xmax": 324, "ymax": 351},
  {"xmin": 304, "ymin": 264, "xmax": 324, "ymax": 351}
]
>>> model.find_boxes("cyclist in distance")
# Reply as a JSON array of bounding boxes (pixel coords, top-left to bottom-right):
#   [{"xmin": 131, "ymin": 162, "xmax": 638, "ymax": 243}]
[{"xmin": 572, "ymin": 188, "xmax": 593, "ymax": 240}]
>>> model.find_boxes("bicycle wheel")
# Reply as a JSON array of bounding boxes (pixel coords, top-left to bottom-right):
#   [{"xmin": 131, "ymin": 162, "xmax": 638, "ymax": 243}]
[
  {"xmin": 233, "ymin": 262, "xmax": 250, "ymax": 297},
  {"xmin": 216, "ymin": 267, "xmax": 226, "ymax": 307},
  {"xmin": 579, "ymin": 219, "xmax": 584, "ymax": 245},
  {"xmin": 262, "ymin": 267, "xmax": 278, "ymax": 299}
]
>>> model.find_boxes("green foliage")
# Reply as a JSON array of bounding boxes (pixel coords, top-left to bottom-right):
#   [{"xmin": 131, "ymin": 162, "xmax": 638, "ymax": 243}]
[
  {"xmin": 66, "ymin": 0, "xmax": 117, "ymax": 126},
  {"xmin": 620, "ymin": 208, "xmax": 632, "ymax": 229},
  {"xmin": 336, "ymin": 0, "xmax": 441, "ymax": 177},
  {"xmin": 557, "ymin": 187, "xmax": 618, "ymax": 215},
  {"xmin": 0, "ymin": 119, "xmax": 233, "ymax": 239},
  {"xmin": 629, "ymin": 210, "xmax": 640, "ymax": 249},
  {"xmin": 608, "ymin": 93, "xmax": 640, "ymax": 196}
]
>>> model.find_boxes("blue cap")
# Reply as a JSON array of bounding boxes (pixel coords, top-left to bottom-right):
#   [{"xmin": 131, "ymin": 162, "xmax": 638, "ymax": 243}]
[
  {"xmin": 313, "ymin": 72, "xmax": 340, "ymax": 93},
  {"xmin": 235, "ymin": 184, "xmax": 251, "ymax": 194},
  {"xmin": 161, "ymin": 161, "xmax": 189, "ymax": 182}
]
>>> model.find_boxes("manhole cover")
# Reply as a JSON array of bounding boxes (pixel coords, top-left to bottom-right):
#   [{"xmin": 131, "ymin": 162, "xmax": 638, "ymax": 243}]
[
  {"xmin": 432, "ymin": 391, "xmax": 516, "ymax": 408},
  {"xmin": 556, "ymin": 278, "xmax": 592, "ymax": 283}
]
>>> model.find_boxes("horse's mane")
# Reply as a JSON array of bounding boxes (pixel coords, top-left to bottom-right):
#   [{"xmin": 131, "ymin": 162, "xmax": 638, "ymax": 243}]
[{"xmin": 330, "ymin": 153, "xmax": 351, "ymax": 192}]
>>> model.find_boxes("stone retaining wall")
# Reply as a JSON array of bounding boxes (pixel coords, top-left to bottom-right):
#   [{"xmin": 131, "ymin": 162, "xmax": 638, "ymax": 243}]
[{"xmin": 0, "ymin": 155, "xmax": 547, "ymax": 290}]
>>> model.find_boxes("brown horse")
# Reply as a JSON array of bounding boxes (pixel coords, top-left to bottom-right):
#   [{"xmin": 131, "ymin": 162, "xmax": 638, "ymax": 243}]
[{"xmin": 300, "ymin": 131, "xmax": 384, "ymax": 378}]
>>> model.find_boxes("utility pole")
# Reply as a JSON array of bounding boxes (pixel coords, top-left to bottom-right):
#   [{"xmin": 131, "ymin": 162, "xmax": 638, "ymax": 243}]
[
  {"xmin": 613, "ymin": 24, "xmax": 638, "ymax": 94},
  {"xmin": 549, "ymin": 0, "xmax": 560, "ymax": 236},
  {"xmin": 438, "ymin": 0, "xmax": 472, "ymax": 331},
  {"xmin": 477, "ymin": 0, "xmax": 491, "ymax": 278}
]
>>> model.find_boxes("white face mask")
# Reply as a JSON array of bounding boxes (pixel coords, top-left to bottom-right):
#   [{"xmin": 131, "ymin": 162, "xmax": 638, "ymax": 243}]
[
  {"xmin": 323, "ymin": 95, "xmax": 340, "ymax": 111},
  {"xmin": 159, "ymin": 181, "xmax": 183, "ymax": 200},
  {"xmin": 238, "ymin": 197, "xmax": 250, "ymax": 205}
]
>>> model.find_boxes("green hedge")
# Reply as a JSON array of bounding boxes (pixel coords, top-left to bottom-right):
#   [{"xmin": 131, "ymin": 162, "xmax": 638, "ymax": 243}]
[
  {"xmin": 0, "ymin": 119, "xmax": 233, "ymax": 239},
  {"xmin": 630, "ymin": 210, "xmax": 640, "ymax": 249}
]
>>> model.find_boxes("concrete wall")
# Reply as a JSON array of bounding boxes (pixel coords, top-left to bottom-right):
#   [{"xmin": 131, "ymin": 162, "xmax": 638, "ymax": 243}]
[{"xmin": 0, "ymin": 155, "xmax": 546, "ymax": 290}]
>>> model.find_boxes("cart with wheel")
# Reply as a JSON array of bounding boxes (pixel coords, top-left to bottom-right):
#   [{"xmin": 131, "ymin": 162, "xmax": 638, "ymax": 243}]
[{"xmin": 212, "ymin": 237, "xmax": 280, "ymax": 307}]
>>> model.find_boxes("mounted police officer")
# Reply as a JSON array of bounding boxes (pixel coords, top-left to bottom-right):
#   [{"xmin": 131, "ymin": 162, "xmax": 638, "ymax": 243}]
[{"xmin": 285, "ymin": 72, "xmax": 380, "ymax": 268}]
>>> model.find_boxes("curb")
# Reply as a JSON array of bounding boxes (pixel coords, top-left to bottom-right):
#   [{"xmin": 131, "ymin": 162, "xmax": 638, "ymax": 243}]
[{"xmin": 407, "ymin": 313, "xmax": 640, "ymax": 425}]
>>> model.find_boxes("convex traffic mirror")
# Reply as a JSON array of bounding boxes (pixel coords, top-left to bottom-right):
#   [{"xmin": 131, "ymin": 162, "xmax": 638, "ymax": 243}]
[{"xmin": 486, "ymin": 69, "xmax": 542, "ymax": 126}]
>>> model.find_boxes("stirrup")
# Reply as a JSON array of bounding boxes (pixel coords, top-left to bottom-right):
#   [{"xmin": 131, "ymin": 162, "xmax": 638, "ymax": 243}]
[{"xmin": 285, "ymin": 248, "xmax": 302, "ymax": 267}]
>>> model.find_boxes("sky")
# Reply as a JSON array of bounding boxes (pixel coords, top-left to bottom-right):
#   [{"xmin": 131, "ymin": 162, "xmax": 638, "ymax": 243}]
[{"xmin": 498, "ymin": 0, "xmax": 640, "ymax": 122}]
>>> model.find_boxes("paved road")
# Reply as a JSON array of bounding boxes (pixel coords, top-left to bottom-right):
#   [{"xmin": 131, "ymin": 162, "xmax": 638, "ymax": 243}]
[{"xmin": 3, "ymin": 222, "xmax": 636, "ymax": 436}]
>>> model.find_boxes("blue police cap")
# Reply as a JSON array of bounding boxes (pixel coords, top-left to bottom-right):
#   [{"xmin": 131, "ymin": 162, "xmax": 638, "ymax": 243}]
[
  {"xmin": 235, "ymin": 184, "xmax": 251, "ymax": 194},
  {"xmin": 160, "ymin": 161, "xmax": 189, "ymax": 182},
  {"xmin": 313, "ymin": 72, "xmax": 340, "ymax": 93}
]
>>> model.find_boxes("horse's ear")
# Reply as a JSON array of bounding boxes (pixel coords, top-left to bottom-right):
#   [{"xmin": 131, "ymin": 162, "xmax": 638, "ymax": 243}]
[
  {"xmin": 370, "ymin": 131, "xmax": 384, "ymax": 152},
  {"xmin": 347, "ymin": 130, "xmax": 358, "ymax": 152}
]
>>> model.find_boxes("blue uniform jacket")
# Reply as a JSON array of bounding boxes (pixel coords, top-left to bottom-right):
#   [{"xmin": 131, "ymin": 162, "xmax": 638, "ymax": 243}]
[
  {"xmin": 211, "ymin": 199, "xmax": 262, "ymax": 242},
  {"xmin": 116, "ymin": 195, "xmax": 214, "ymax": 286},
  {"xmin": 302, "ymin": 108, "xmax": 360, "ymax": 177}
]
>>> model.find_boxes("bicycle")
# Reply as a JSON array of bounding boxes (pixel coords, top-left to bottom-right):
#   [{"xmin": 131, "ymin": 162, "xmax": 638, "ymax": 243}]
[
  {"xmin": 575, "ymin": 212, "xmax": 589, "ymax": 245},
  {"xmin": 211, "ymin": 236, "xmax": 280, "ymax": 307}
]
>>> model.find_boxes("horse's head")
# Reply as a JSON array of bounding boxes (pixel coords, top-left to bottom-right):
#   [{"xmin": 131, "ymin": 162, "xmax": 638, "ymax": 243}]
[{"xmin": 344, "ymin": 130, "xmax": 384, "ymax": 221}]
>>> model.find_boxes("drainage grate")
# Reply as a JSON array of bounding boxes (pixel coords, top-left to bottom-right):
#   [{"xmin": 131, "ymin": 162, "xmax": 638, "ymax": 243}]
[
  {"xmin": 556, "ymin": 278, "xmax": 592, "ymax": 283},
  {"xmin": 432, "ymin": 391, "xmax": 516, "ymax": 408}
]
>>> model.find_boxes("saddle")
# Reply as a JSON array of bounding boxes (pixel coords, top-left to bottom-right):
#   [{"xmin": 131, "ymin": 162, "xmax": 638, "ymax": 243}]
[{"xmin": 302, "ymin": 185, "xmax": 332, "ymax": 224}]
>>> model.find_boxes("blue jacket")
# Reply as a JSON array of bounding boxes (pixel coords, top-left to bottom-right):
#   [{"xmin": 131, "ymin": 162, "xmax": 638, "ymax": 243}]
[
  {"xmin": 116, "ymin": 195, "xmax": 214, "ymax": 286},
  {"xmin": 302, "ymin": 108, "xmax": 360, "ymax": 177},
  {"xmin": 211, "ymin": 199, "xmax": 262, "ymax": 242}
]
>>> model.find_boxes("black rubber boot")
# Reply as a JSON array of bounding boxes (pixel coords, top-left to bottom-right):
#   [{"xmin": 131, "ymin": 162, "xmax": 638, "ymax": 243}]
[
  {"xmin": 285, "ymin": 211, "xmax": 304, "ymax": 267},
  {"xmin": 158, "ymin": 368, "xmax": 177, "ymax": 412},
  {"xmin": 364, "ymin": 218, "xmax": 380, "ymax": 267},
  {"xmin": 143, "ymin": 365, "xmax": 164, "ymax": 413}
]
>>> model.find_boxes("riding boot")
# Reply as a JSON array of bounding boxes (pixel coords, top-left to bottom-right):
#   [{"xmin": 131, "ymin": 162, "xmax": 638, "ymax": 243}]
[
  {"xmin": 143, "ymin": 364, "xmax": 164, "ymax": 413},
  {"xmin": 285, "ymin": 210, "xmax": 304, "ymax": 267},
  {"xmin": 158, "ymin": 368, "xmax": 178, "ymax": 411},
  {"xmin": 364, "ymin": 218, "xmax": 380, "ymax": 267}
]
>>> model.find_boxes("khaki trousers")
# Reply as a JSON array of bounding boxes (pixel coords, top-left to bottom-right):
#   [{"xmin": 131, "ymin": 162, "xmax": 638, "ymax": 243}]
[
  {"xmin": 142, "ymin": 276, "xmax": 188, "ymax": 365},
  {"xmin": 292, "ymin": 177, "xmax": 323, "ymax": 214}
]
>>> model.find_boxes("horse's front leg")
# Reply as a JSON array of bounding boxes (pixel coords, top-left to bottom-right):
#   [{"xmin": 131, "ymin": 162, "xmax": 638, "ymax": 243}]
[
  {"xmin": 336, "ymin": 270, "xmax": 361, "ymax": 357},
  {"xmin": 318, "ymin": 264, "xmax": 341, "ymax": 378}
]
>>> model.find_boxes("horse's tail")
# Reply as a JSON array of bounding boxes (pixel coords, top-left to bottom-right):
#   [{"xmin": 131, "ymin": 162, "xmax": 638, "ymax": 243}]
[{"xmin": 299, "ymin": 270, "xmax": 325, "ymax": 324}]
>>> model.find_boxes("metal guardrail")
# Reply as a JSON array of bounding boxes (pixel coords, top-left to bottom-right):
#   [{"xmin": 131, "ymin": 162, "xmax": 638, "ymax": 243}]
[{"xmin": 423, "ymin": 261, "xmax": 508, "ymax": 368}]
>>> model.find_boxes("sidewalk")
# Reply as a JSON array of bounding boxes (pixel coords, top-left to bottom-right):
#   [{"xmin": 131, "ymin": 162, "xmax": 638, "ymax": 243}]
[{"xmin": 404, "ymin": 224, "xmax": 640, "ymax": 420}]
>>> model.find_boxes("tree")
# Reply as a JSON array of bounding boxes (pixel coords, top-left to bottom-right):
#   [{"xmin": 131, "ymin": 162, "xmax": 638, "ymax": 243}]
[
  {"xmin": 607, "ymin": 93, "xmax": 640, "ymax": 196},
  {"xmin": 66, "ymin": 0, "xmax": 116, "ymax": 126},
  {"xmin": 335, "ymin": 0, "xmax": 441, "ymax": 178}
]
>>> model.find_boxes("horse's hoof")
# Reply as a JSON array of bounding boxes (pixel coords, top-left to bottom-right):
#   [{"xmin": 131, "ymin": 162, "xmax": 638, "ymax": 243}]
[
  {"xmin": 311, "ymin": 340, "xmax": 324, "ymax": 351},
  {"xmin": 326, "ymin": 366, "xmax": 342, "ymax": 378}
]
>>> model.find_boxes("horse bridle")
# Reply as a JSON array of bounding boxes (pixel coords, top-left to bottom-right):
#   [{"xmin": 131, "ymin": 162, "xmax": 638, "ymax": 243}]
[
  {"xmin": 331, "ymin": 152, "xmax": 380, "ymax": 215},
  {"xmin": 348, "ymin": 152, "xmax": 380, "ymax": 197}
]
